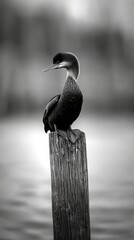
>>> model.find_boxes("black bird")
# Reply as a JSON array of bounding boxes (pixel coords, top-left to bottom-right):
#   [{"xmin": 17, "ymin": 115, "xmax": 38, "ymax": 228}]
[{"xmin": 43, "ymin": 52, "xmax": 83, "ymax": 143}]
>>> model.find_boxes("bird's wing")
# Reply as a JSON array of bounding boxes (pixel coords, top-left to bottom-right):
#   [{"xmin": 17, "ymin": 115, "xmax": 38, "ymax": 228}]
[{"xmin": 43, "ymin": 94, "xmax": 61, "ymax": 132}]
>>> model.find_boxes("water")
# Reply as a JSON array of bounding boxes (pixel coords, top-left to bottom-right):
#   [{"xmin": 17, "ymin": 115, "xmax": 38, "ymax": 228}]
[{"xmin": 0, "ymin": 113, "xmax": 134, "ymax": 240}]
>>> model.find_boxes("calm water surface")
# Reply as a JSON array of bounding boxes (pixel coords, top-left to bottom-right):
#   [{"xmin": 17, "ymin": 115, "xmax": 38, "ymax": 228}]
[{"xmin": 0, "ymin": 113, "xmax": 134, "ymax": 240}]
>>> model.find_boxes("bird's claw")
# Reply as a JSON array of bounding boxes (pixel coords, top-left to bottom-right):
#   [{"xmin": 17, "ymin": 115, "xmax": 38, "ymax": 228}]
[
  {"xmin": 54, "ymin": 128, "xmax": 82, "ymax": 144},
  {"xmin": 67, "ymin": 129, "xmax": 82, "ymax": 143}
]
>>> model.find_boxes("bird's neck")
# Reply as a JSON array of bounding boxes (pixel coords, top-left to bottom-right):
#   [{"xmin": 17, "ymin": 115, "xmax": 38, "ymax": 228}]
[{"xmin": 66, "ymin": 67, "xmax": 79, "ymax": 81}]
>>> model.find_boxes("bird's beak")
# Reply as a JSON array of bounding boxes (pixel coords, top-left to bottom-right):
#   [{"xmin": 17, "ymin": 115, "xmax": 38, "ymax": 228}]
[
  {"xmin": 42, "ymin": 63, "xmax": 60, "ymax": 72},
  {"xmin": 42, "ymin": 61, "xmax": 67, "ymax": 72}
]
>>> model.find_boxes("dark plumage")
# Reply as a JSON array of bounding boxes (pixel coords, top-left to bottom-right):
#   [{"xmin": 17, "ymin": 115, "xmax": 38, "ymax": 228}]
[
  {"xmin": 43, "ymin": 94, "xmax": 61, "ymax": 132},
  {"xmin": 43, "ymin": 52, "xmax": 83, "ymax": 141}
]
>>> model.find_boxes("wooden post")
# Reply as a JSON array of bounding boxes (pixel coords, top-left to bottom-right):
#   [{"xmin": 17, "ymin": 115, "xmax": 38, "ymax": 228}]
[{"xmin": 49, "ymin": 131, "xmax": 90, "ymax": 240}]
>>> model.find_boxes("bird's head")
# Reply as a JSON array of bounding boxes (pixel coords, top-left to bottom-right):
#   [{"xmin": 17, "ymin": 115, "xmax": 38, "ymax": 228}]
[{"xmin": 43, "ymin": 52, "xmax": 80, "ymax": 80}]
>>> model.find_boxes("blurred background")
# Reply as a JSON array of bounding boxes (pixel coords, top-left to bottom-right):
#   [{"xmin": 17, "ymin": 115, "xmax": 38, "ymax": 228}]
[{"xmin": 0, "ymin": 0, "xmax": 134, "ymax": 239}]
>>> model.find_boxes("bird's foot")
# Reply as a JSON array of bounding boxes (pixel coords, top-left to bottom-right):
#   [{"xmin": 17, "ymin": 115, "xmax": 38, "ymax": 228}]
[
  {"xmin": 67, "ymin": 129, "xmax": 82, "ymax": 143},
  {"xmin": 54, "ymin": 125, "xmax": 82, "ymax": 143},
  {"xmin": 56, "ymin": 129, "xmax": 68, "ymax": 140},
  {"xmin": 54, "ymin": 125, "xmax": 68, "ymax": 140}
]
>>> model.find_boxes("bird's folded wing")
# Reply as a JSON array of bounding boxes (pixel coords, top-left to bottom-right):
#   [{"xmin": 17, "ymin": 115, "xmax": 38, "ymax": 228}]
[{"xmin": 43, "ymin": 94, "xmax": 61, "ymax": 132}]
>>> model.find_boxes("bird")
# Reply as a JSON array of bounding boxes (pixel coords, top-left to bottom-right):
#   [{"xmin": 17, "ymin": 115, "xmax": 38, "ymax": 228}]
[{"xmin": 42, "ymin": 52, "xmax": 83, "ymax": 143}]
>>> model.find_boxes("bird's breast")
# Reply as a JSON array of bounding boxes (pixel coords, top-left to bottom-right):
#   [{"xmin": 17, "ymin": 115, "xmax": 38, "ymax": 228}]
[
  {"xmin": 60, "ymin": 77, "xmax": 82, "ymax": 108},
  {"xmin": 50, "ymin": 77, "xmax": 83, "ymax": 129}
]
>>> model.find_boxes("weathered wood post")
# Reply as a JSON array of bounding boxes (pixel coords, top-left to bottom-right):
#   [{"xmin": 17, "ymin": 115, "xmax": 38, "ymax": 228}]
[{"xmin": 49, "ymin": 130, "xmax": 90, "ymax": 240}]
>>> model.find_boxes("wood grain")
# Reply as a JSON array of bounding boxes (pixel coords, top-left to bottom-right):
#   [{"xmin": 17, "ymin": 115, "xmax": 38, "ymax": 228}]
[{"xmin": 49, "ymin": 131, "xmax": 90, "ymax": 240}]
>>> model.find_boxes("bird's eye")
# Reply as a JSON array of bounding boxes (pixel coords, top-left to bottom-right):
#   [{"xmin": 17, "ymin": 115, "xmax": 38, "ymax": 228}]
[{"xmin": 56, "ymin": 61, "xmax": 60, "ymax": 64}]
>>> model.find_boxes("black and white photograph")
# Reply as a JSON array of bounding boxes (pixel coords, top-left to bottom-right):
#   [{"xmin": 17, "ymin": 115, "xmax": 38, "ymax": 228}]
[{"xmin": 0, "ymin": 0, "xmax": 134, "ymax": 239}]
